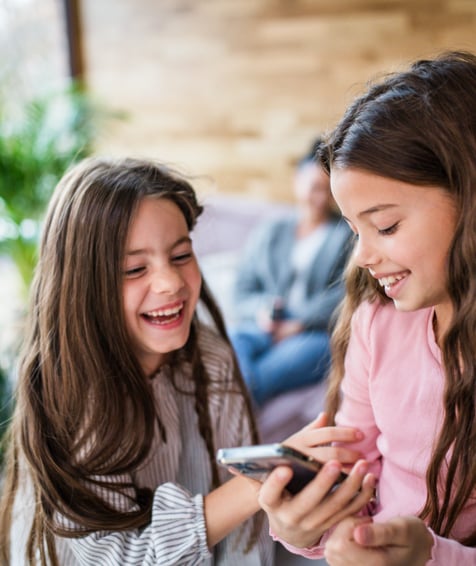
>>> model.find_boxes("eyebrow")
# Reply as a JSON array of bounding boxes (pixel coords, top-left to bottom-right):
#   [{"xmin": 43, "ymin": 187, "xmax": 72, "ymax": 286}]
[
  {"xmin": 125, "ymin": 235, "xmax": 192, "ymax": 256},
  {"xmin": 342, "ymin": 203, "xmax": 398, "ymax": 223}
]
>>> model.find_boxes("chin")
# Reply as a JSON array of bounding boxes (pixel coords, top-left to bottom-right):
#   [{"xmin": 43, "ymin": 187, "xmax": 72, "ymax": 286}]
[{"xmin": 392, "ymin": 299, "xmax": 422, "ymax": 312}]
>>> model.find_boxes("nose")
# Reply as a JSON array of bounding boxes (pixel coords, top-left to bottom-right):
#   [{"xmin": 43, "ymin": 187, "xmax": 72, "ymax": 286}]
[
  {"xmin": 150, "ymin": 265, "xmax": 184, "ymax": 295},
  {"xmin": 353, "ymin": 236, "xmax": 380, "ymax": 269}
]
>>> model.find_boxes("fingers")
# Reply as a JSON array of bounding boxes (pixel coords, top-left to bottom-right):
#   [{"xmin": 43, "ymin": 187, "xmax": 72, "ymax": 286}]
[
  {"xmin": 258, "ymin": 462, "xmax": 345, "ymax": 547},
  {"xmin": 284, "ymin": 460, "xmax": 353, "ymax": 512},
  {"xmin": 353, "ymin": 516, "xmax": 429, "ymax": 548},
  {"xmin": 285, "ymin": 424, "xmax": 364, "ymax": 454},
  {"xmin": 308, "ymin": 445, "xmax": 363, "ymax": 466},
  {"xmin": 347, "ymin": 517, "xmax": 434, "ymax": 566},
  {"xmin": 325, "ymin": 517, "xmax": 374, "ymax": 566},
  {"xmin": 354, "ymin": 522, "xmax": 388, "ymax": 546},
  {"xmin": 353, "ymin": 518, "xmax": 407, "ymax": 547},
  {"xmin": 283, "ymin": 412, "xmax": 365, "ymax": 462},
  {"xmin": 259, "ymin": 460, "xmax": 348, "ymax": 519},
  {"xmin": 297, "ymin": 412, "xmax": 364, "ymax": 442},
  {"xmin": 258, "ymin": 459, "xmax": 377, "ymax": 550},
  {"xmin": 334, "ymin": 515, "xmax": 374, "ymax": 536},
  {"xmin": 304, "ymin": 425, "xmax": 364, "ymax": 444},
  {"xmin": 260, "ymin": 458, "xmax": 375, "ymax": 521},
  {"xmin": 258, "ymin": 466, "xmax": 294, "ymax": 509},
  {"xmin": 318, "ymin": 461, "xmax": 375, "ymax": 519}
]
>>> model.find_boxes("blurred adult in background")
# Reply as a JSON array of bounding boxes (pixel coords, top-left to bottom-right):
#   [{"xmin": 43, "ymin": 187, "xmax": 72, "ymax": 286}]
[{"xmin": 229, "ymin": 138, "xmax": 352, "ymax": 407}]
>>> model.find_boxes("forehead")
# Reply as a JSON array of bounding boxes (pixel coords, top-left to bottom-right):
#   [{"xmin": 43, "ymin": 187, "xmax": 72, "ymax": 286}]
[
  {"xmin": 132, "ymin": 196, "xmax": 183, "ymax": 221},
  {"xmin": 330, "ymin": 167, "xmax": 456, "ymax": 221},
  {"xmin": 331, "ymin": 169, "xmax": 416, "ymax": 211},
  {"xmin": 127, "ymin": 197, "xmax": 187, "ymax": 239}
]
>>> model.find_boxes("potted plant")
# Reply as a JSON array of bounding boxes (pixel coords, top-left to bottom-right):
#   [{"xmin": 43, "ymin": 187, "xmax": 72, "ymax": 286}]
[{"xmin": 0, "ymin": 83, "xmax": 109, "ymax": 296}]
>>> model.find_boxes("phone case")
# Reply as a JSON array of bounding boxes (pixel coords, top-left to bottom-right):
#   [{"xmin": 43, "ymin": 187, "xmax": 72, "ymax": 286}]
[{"xmin": 216, "ymin": 443, "xmax": 324, "ymax": 494}]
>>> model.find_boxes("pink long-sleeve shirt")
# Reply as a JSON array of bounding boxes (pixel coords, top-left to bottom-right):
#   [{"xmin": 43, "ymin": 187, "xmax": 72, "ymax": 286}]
[{"xmin": 276, "ymin": 299, "xmax": 476, "ymax": 564}]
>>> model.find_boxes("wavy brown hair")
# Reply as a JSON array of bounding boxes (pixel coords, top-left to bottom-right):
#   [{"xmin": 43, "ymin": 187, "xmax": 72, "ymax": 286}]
[
  {"xmin": 0, "ymin": 157, "xmax": 260, "ymax": 564},
  {"xmin": 321, "ymin": 51, "xmax": 476, "ymax": 547}
]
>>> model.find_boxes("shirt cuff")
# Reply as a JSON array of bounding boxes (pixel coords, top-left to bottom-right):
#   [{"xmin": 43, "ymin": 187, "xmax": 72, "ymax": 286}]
[
  {"xmin": 270, "ymin": 528, "xmax": 327, "ymax": 559},
  {"xmin": 151, "ymin": 483, "xmax": 212, "ymax": 562}
]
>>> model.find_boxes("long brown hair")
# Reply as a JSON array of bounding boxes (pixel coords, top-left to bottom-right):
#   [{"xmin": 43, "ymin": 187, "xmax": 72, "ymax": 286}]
[
  {"xmin": 322, "ymin": 51, "xmax": 476, "ymax": 546},
  {"xmin": 0, "ymin": 157, "xmax": 260, "ymax": 564}
]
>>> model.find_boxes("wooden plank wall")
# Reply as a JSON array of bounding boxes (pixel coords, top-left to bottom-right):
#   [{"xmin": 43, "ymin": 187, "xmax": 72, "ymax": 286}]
[{"xmin": 80, "ymin": 0, "xmax": 476, "ymax": 202}]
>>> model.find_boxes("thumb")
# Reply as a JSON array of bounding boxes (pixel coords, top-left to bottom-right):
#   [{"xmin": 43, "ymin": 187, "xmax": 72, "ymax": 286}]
[
  {"xmin": 354, "ymin": 521, "xmax": 391, "ymax": 547},
  {"xmin": 259, "ymin": 466, "xmax": 294, "ymax": 507}
]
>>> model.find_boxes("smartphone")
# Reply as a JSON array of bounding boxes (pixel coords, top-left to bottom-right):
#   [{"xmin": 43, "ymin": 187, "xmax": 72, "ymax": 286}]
[{"xmin": 216, "ymin": 443, "xmax": 348, "ymax": 495}]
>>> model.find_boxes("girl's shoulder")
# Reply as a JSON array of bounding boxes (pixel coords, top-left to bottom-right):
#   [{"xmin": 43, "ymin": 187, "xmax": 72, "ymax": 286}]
[
  {"xmin": 196, "ymin": 324, "xmax": 244, "ymax": 392},
  {"xmin": 354, "ymin": 298, "xmax": 393, "ymax": 324},
  {"xmin": 196, "ymin": 323, "xmax": 234, "ymax": 372}
]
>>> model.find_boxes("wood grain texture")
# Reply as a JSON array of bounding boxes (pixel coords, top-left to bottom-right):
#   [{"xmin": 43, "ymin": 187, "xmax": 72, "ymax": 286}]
[{"xmin": 80, "ymin": 0, "xmax": 476, "ymax": 201}]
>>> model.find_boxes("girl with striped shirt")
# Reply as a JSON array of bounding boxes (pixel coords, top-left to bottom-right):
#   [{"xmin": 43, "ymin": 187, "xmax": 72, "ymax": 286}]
[{"xmin": 0, "ymin": 157, "xmax": 363, "ymax": 565}]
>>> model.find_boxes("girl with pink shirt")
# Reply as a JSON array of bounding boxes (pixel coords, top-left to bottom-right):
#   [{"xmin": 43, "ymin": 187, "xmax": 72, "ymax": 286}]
[{"xmin": 258, "ymin": 51, "xmax": 476, "ymax": 565}]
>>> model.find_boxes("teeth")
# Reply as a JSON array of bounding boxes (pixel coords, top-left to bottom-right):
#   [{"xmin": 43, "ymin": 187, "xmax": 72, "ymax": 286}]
[
  {"xmin": 378, "ymin": 274, "xmax": 405, "ymax": 287},
  {"xmin": 147, "ymin": 304, "xmax": 182, "ymax": 317}
]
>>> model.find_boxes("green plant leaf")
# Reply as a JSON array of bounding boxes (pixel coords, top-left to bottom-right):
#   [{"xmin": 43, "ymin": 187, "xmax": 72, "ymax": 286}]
[{"xmin": 0, "ymin": 82, "xmax": 117, "ymax": 293}]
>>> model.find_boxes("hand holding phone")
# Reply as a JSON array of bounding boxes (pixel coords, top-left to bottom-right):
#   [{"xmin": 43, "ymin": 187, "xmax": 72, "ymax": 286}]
[{"xmin": 216, "ymin": 443, "xmax": 348, "ymax": 495}]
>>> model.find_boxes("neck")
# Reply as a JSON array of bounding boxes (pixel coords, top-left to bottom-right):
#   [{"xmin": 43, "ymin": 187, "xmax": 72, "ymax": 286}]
[{"xmin": 433, "ymin": 301, "xmax": 453, "ymax": 348}]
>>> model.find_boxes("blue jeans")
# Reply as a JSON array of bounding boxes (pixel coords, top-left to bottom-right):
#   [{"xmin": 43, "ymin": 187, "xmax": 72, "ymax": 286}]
[{"xmin": 229, "ymin": 323, "xmax": 331, "ymax": 407}]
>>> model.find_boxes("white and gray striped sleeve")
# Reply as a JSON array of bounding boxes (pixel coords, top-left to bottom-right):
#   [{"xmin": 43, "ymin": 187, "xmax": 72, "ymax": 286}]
[{"xmin": 63, "ymin": 482, "xmax": 211, "ymax": 565}]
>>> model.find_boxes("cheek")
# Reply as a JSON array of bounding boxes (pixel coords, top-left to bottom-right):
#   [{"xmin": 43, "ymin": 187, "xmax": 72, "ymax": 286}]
[
  {"xmin": 194, "ymin": 271, "xmax": 202, "ymax": 298},
  {"xmin": 400, "ymin": 240, "xmax": 431, "ymax": 270},
  {"xmin": 187, "ymin": 263, "xmax": 202, "ymax": 299},
  {"xmin": 122, "ymin": 284, "xmax": 142, "ymax": 317},
  {"xmin": 402, "ymin": 226, "xmax": 451, "ymax": 276}
]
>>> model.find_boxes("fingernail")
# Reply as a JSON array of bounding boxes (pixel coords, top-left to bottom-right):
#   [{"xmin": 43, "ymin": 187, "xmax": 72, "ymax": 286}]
[
  {"xmin": 365, "ymin": 473, "xmax": 376, "ymax": 488},
  {"xmin": 326, "ymin": 462, "xmax": 341, "ymax": 475},
  {"xmin": 356, "ymin": 525, "xmax": 372, "ymax": 545},
  {"xmin": 275, "ymin": 467, "xmax": 291, "ymax": 480},
  {"xmin": 354, "ymin": 430, "xmax": 364, "ymax": 441},
  {"xmin": 353, "ymin": 461, "xmax": 369, "ymax": 475}
]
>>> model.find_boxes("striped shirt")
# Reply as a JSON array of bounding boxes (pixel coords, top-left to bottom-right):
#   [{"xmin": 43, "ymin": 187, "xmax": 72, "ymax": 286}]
[{"xmin": 12, "ymin": 325, "xmax": 274, "ymax": 565}]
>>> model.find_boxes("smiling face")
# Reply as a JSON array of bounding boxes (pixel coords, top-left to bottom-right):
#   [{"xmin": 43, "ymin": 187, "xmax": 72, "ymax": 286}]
[
  {"xmin": 331, "ymin": 168, "xmax": 458, "ymax": 332},
  {"xmin": 122, "ymin": 196, "xmax": 201, "ymax": 375}
]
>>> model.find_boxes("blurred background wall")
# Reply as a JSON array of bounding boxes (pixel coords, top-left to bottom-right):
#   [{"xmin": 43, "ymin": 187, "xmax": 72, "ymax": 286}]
[
  {"xmin": 77, "ymin": 0, "xmax": 476, "ymax": 201},
  {"xmin": 2, "ymin": 0, "xmax": 476, "ymax": 202}
]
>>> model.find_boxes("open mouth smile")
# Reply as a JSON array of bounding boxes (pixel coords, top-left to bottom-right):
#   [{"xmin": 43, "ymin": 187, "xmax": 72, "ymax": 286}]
[
  {"xmin": 142, "ymin": 303, "xmax": 184, "ymax": 325},
  {"xmin": 377, "ymin": 273, "xmax": 407, "ymax": 288}
]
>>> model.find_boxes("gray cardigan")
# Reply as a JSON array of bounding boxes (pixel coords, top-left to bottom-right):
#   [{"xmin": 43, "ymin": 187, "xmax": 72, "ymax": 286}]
[{"xmin": 232, "ymin": 215, "xmax": 353, "ymax": 331}]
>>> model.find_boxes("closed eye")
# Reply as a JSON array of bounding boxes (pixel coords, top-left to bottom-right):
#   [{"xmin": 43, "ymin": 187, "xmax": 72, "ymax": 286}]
[
  {"xmin": 124, "ymin": 266, "xmax": 145, "ymax": 277},
  {"xmin": 378, "ymin": 222, "xmax": 399, "ymax": 236},
  {"xmin": 172, "ymin": 252, "xmax": 193, "ymax": 264}
]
